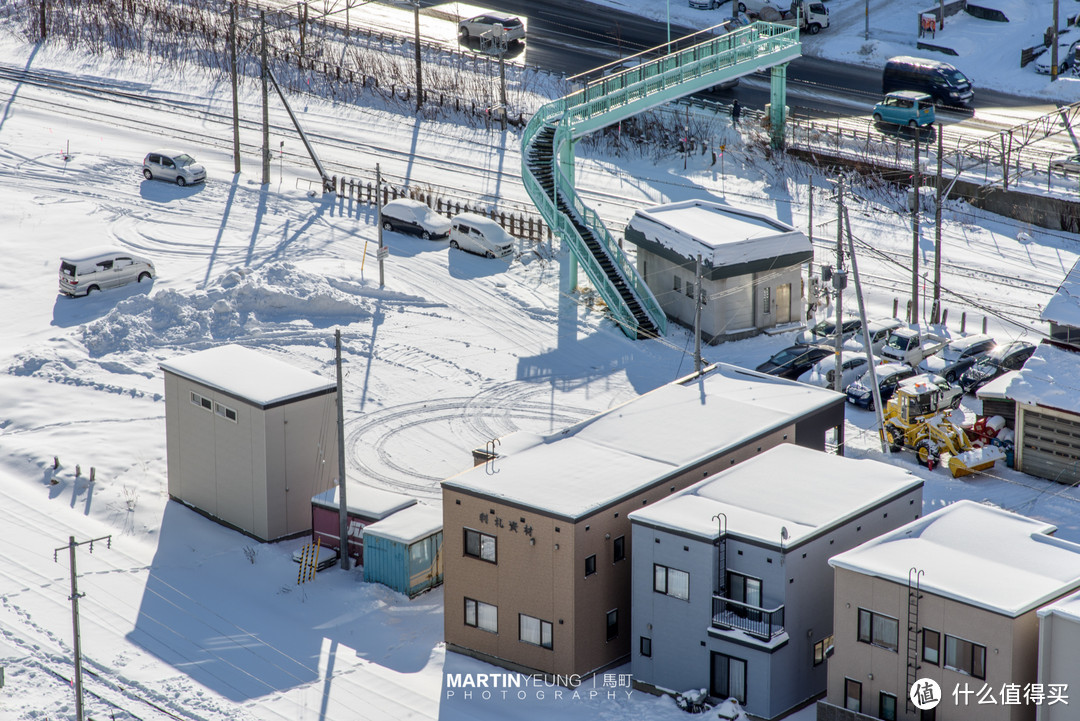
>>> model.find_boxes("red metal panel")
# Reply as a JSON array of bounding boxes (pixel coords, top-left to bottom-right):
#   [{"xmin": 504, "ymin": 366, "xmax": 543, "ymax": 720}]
[{"xmin": 310, "ymin": 505, "xmax": 374, "ymax": 563}]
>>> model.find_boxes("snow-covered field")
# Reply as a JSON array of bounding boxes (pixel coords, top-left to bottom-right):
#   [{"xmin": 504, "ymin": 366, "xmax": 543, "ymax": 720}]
[{"xmin": 1, "ymin": 0, "xmax": 1080, "ymax": 719}]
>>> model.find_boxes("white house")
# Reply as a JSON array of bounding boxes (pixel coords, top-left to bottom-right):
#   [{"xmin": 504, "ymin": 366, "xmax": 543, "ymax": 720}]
[
  {"xmin": 625, "ymin": 200, "xmax": 812, "ymax": 342},
  {"xmin": 161, "ymin": 344, "xmax": 338, "ymax": 542},
  {"xmin": 1035, "ymin": 589, "xmax": 1080, "ymax": 721},
  {"xmin": 1040, "ymin": 258, "xmax": 1080, "ymax": 345}
]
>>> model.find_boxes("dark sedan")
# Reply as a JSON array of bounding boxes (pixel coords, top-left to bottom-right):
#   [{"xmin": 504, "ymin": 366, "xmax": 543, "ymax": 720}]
[
  {"xmin": 958, "ymin": 340, "xmax": 1036, "ymax": 393},
  {"xmin": 755, "ymin": 344, "xmax": 834, "ymax": 380},
  {"xmin": 845, "ymin": 362, "xmax": 917, "ymax": 411}
]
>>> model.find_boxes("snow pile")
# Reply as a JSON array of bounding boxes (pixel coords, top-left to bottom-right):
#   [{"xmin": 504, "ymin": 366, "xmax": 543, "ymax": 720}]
[{"xmin": 81, "ymin": 262, "xmax": 375, "ymax": 356}]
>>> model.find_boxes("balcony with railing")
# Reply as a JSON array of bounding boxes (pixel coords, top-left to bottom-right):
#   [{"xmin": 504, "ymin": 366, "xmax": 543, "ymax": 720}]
[{"xmin": 711, "ymin": 595, "xmax": 786, "ymax": 641}]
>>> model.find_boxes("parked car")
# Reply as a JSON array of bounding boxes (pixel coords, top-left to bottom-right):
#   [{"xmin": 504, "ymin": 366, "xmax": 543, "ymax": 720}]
[
  {"xmin": 380, "ymin": 199, "xmax": 451, "ymax": 240},
  {"xmin": 900, "ymin": 373, "xmax": 963, "ymax": 410},
  {"xmin": 872, "ymin": 91, "xmax": 935, "ymax": 128},
  {"xmin": 795, "ymin": 317, "xmax": 862, "ymax": 346},
  {"xmin": 843, "ymin": 318, "xmax": 904, "ymax": 355},
  {"xmin": 458, "ymin": 14, "xmax": 525, "ymax": 43},
  {"xmin": 1050, "ymin": 152, "xmax": 1080, "ymax": 175},
  {"xmin": 798, "ymin": 353, "xmax": 881, "ymax": 392},
  {"xmin": 917, "ymin": 333, "xmax": 996, "ymax": 383},
  {"xmin": 879, "ymin": 327, "xmax": 948, "ymax": 366},
  {"xmin": 449, "ymin": 213, "xmax": 516, "ymax": 258},
  {"xmin": 755, "ymin": 344, "xmax": 834, "ymax": 380},
  {"xmin": 882, "ymin": 56, "xmax": 973, "ymax": 107},
  {"xmin": 143, "ymin": 150, "xmax": 206, "ymax": 187},
  {"xmin": 736, "ymin": 0, "xmax": 781, "ymax": 14},
  {"xmin": 59, "ymin": 247, "xmax": 155, "ymax": 297},
  {"xmin": 1034, "ymin": 32, "xmax": 1079, "ymax": 75},
  {"xmin": 958, "ymin": 340, "xmax": 1036, "ymax": 393},
  {"xmin": 846, "ymin": 362, "xmax": 918, "ymax": 411}
]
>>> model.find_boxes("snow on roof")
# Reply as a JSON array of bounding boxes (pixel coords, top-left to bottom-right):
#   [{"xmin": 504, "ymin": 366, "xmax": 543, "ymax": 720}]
[
  {"xmin": 1040, "ymin": 258, "xmax": 1080, "ymax": 328},
  {"xmin": 830, "ymin": 500, "xmax": 1080, "ymax": 617},
  {"xmin": 442, "ymin": 363, "xmax": 842, "ymax": 520},
  {"xmin": 1001, "ymin": 343, "xmax": 1080, "ymax": 415},
  {"xmin": 1037, "ymin": 588, "xmax": 1080, "ymax": 623},
  {"xmin": 629, "ymin": 445, "xmax": 921, "ymax": 546},
  {"xmin": 628, "ymin": 200, "xmax": 811, "ymax": 266},
  {"xmin": 60, "ymin": 246, "xmax": 131, "ymax": 263},
  {"xmin": 311, "ymin": 483, "xmax": 417, "ymax": 521},
  {"xmin": 976, "ymin": 370, "xmax": 1020, "ymax": 401},
  {"xmin": 363, "ymin": 503, "xmax": 443, "ymax": 546},
  {"xmin": 160, "ymin": 344, "xmax": 335, "ymax": 408}
]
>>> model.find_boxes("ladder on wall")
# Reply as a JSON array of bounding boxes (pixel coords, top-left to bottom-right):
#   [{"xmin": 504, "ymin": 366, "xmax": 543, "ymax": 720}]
[
  {"xmin": 905, "ymin": 567, "xmax": 925, "ymax": 714},
  {"xmin": 713, "ymin": 513, "xmax": 728, "ymax": 596}
]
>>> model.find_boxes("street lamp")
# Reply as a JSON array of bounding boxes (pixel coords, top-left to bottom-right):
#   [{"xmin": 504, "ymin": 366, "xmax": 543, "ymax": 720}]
[{"xmin": 666, "ymin": 0, "xmax": 671, "ymax": 50}]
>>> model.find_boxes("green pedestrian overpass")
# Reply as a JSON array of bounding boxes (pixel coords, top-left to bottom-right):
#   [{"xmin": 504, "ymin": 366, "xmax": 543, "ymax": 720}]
[{"xmin": 521, "ymin": 21, "xmax": 802, "ymax": 339}]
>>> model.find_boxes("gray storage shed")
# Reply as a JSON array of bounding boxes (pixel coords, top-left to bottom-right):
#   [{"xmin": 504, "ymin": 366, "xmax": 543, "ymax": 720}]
[
  {"xmin": 626, "ymin": 200, "xmax": 812, "ymax": 343},
  {"xmin": 161, "ymin": 344, "xmax": 338, "ymax": 542}
]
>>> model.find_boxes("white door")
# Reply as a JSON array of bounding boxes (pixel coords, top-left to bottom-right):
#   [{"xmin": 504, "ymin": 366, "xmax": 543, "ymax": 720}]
[{"xmin": 776, "ymin": 283, "xmax": 791, "ymax": 324}]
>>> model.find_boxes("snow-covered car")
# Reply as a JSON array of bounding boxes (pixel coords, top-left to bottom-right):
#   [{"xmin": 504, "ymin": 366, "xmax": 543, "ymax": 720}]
[
  {"xmin": 842, "ymin": 318, "xmax": 904, "ymax": 355},
  {"xmin": 899, "ymin": 373, "xmax": 963, "ymax": 410},
  {"xmin": 795, "ymin": 318, "xmax": 862, "ymax": 346},
  {"xmin": 449, "ymin": 213, "xmax": 516, "ymax": 258},
  {"xmin": 845, "ymin": 362, "xmax": 918, "ymax": 411},
  {"xmin": 917, "ymin": 333, "xmax": 996, "ymax": 383},
  {"xmin": 958, "ymin": 341, "xmax": 1036, "ymax": 393},
  {"xmin": 1050, "ymin": 153, "xmax": 1080, "ymax": 175},
  {"xmin": 1034, "ymin": 33, "xmax": 1079, "ymax": 75},
  {"xmin": 380, "ymin": 199, "xmax": 451, "ymax": 240},
  {"xmin": 879, "ymin": 327, "xmax": 948, "ymax": 366},
  {"xmin": 143, "ymin": 150, "xmax": 206, "ymax": 187},
  {"xmin": 458, "ymin": 14, "xmax": 525, "ymax": 43},
  {"xmin": 754, "ymin": 344, "xmax": 833, "ymax": 380},
  {"xmin": 798, "ymin": 353, "xmax": 881, "ymax": 391},
  {"xmin": 59, "ymin": 247, "xmax": 155, "ymax": 297}
]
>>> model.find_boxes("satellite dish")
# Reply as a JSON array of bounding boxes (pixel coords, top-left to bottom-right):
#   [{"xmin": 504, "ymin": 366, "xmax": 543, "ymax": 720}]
[{"xmin": 781, "ymin": 526, "xmax": 789, "ymax": 540}]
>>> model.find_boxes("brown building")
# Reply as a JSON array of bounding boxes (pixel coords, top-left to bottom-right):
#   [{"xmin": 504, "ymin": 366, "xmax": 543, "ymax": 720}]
[
  {"xmin": 823, "ymin": 501, "xmax": 1080, "ymax": 721},
  {"xmin": 441, "ymin": 362, "xmax": 846, "ymax": 680}
]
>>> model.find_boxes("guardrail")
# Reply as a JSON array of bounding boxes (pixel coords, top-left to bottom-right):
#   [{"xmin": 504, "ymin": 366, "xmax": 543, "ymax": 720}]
[{"xmin": 712, "ymin": 595, "xmax": 786, "ymax": 640}]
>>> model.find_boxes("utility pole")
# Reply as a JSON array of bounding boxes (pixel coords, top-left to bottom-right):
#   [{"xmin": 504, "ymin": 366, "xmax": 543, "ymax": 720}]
[
  {"xmin": 230, "ymin": 1, "xmax": 240, "ymax": 175},
  {"xmin": 864, "ymin": 0, "xmax": 869, "ymax": 41},
  {"xmin": 39, "ymin": 0, "xmax": 46, "ymax": 40},
  {"xmin": 807, "ymin": 177, "xmax": 814, "ymax": 318},
  {"xmin": 911, "ymin": 127, "xmax": 921, "ymax": 324},
  {"xmin": 260, "ymin": 10, "xmax": 270, "ymax": 186},
  {"xmin": 54, "ymin": 534, "xmax": 111, "ymax": 721},
  {"xmin": 834, "ymin": 177, "xmax": 845, "ymax": 456},
  {"xmin": 1052, "ymin": 0, "xmax": 1060, "ymax": 82},
  {"xmin": 498, "ymin": 50, "xmax": 507, "ymax": 132},
  {"xmin": 335, "ymin": 330, "xmax": 350, "ymax": 571},
  {"xmin": 694, "ymin": 254, "xmax": 703, "ymax": 374},
  {"xmin": 932, "ymin": 124, "xmax": 943, "ymax": 324},
  {"xmin": 376, "ymin": 163, "xmax": 385, "ymax": 288},
  {"xmin": 414, "ymin": 0, "xmax": 423, "ymax": 112},
  {"xmin": 298, "ymin": 1, "xmax": 307, "ymax": 58}
]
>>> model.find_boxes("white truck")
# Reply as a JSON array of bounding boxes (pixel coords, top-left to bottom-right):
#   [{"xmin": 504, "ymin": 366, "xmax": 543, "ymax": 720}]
[
  {"xmin": 880, "ymin": 327, "xmax": 949, "ymax": 367},
  {"xmin": 758, "ymin": 1, "xmax": 830, "ymax": 34}
]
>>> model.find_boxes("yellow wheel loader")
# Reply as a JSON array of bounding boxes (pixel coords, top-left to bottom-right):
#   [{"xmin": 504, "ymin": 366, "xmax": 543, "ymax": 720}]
[{"xmin": 881, "ymin": 380, "xmax": 1004, "ymax": 478}]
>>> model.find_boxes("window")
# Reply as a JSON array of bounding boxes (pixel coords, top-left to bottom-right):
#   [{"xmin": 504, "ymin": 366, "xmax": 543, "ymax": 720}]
[
  {"xmin": 653, "ymin": 564, "xmax": 689, "ymax": 601},
  {"xmin": 879, "ymin": 691, "xmax": 897, "ymax": 721},
  {"xmin": 857, "ymin": 609, "xmax": 898, "ymax": 652},
  {"xmin": 685, "ymin": 281, "xmax": 694, "ymax": 298},
  {"xmin": 710, "ymin": 652, "xmax": 747, "ymax": 704},
  {"xmin": 585, "ymin": 554, "xmax": 597, "ymax": 577},
  {"xmin": 922, "ymin": 628, "xmax": 940, "ymax": 666},
  {"xmin": 464, "ymin": 528, "xmax": 496, "ymax": 563},
  {"xmin": 464, "ymin": 598, "xmax": 497, "ymax": 633},
  {"xmin": 519, "ymin": 614, "xmax": 553, "ymax": 649},
  {"xmin": 97, "ymin": 260, "xmax": 114, "ymax": 270},
  {"xmin": 190, "ymin": 391, "xmax": 212, "ymax": 411},
  {"xmin": 945, "ymin": 635, "xmax": 986, "ymax": 679},
  {"xmin": 606, "ymin": 609, "xmax": 618, "ymax": 641},
  {"xmin": 640, "ymin": 636, "xmax": 652, "ymax": 657},
  {"xmin": 613, "ymin": 536, "xmax": 625, "ymax": 563},
  {"xmin": 813, "ymin": 635, "xmax": 834, "ymax": 666},
  {"xmin": 674, "ymin": 276, "xmax": 681, "ymax": 292},
  {"xmin": 215, "ymin": 402, "xmax": 238, "ymax": 422},
  {"xmin": 727, "ymin": 571, "xmax": 763, "ymax": 620},
  {"xmin": 762, "ymin": 286, "xmax": 772, "ymax": 313},
  {"xmin": 845, "ymin": 678, "xmax": 862, "ymax": 713}
]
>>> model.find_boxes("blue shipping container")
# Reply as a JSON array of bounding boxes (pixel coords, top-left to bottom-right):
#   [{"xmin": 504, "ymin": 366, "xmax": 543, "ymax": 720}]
[{"xmin": 363, "ymin": 505, "xmax": 443, "ymax": 597}]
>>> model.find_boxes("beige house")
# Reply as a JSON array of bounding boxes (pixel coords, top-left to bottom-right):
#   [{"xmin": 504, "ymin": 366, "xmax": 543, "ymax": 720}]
[
  {"xmin": 442, "ymin": 362, "xmax": 846, "ymax": 680},
  {"xmin": 161, "ymin": 344, "xmax": 338, "ymax": 542},
  {"xmin": 823, "ymin": 501, "xmax": 1080, "ymax": 721}
]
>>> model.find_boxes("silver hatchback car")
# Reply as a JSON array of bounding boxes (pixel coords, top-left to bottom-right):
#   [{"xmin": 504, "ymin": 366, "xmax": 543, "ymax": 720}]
[
  {"xmin": 59, "ymin": 247, "xmax": 155, "ymax": 297},
  {"xmin": 143, "ymin": 150, "xmax": 206, "ymax": 186}
]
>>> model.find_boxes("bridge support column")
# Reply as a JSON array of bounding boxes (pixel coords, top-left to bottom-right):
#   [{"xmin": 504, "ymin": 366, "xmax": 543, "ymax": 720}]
[
  {"xmin": 769, "ymin": 63, "xmax": 788, "ymax": 150},
  {"xmin": 558, "ymin": 134, "xmax": 578, "ymax": 291}
]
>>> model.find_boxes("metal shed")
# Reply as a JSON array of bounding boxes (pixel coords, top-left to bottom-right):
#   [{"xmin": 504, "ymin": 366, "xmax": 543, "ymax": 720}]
[
  {"xmin": 362, "ymin": 504, "xmax": 443, "ymax": 598},
  {"xmin": 310, "ymin": 483, "xmax": 416, "ymax": 564}
]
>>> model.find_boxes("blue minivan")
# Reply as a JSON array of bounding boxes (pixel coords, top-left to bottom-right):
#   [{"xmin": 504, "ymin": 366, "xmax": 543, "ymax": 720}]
[{"xmin": 872, "ymin": 91, "xmax": 935, "ymax": 128}]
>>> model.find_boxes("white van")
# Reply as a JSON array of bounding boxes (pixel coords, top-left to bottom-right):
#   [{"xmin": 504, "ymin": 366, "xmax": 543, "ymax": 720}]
[
  {"xmin": 449, "ymin": 213, "xmax": 516, "ymax": 258},
  {"xmin": 59, "ymin": 247, "xmax": 156, "ymax": 297}
]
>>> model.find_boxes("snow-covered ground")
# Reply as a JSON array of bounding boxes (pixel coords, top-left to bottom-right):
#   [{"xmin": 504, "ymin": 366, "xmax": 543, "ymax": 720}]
[{"xmin": 1, "ymin": 0, "xmax": 1079, "ymax": 719}]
